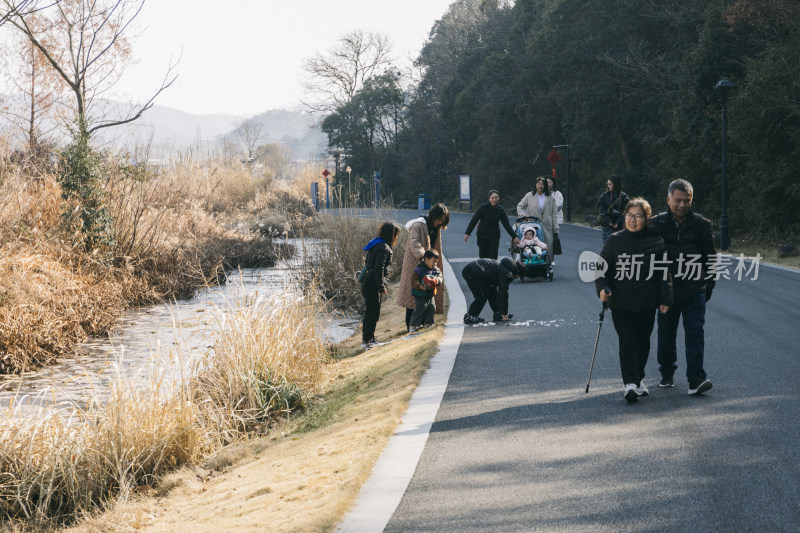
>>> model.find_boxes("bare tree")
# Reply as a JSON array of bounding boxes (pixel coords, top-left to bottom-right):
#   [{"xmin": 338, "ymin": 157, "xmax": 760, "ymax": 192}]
[
  {"xmin": 1, "ymin": 0, "xmax": 177, "ymax": 138},
  {"xmin": 256, "ymin": 142, "xmax": 292, "ymax": 179},
  {"xmin": 234, "ymin": 117, "xmax": 264, "ymax": 161},
  {"xmin": 301, "ymin": 29, "xmax": 394, "ymax": 116},
  {"xmin": 0, "ymin": 0, "xmax": 38, "ymax": 25},
  {"xmin": 0, "ymin": 12, "xmax": 64, "ymax": 153}
]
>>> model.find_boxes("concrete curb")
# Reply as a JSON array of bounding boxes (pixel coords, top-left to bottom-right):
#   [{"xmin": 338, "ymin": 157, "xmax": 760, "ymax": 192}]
[{"xmin": 336, "ymin": 256, "xmax": 466, "ymax": 532}]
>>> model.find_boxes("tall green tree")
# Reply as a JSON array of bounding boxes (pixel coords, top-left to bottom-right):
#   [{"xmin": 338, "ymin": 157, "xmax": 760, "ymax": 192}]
[{"xmin": 321, "ymin": 71, "xmax": 404, "ymax": 203}]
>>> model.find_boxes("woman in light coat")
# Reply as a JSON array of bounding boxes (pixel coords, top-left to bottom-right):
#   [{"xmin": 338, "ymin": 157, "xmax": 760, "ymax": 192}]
[
  {"xmin": 548, "ymin": 177, "xmax": 564, "ymax": 226},
  {"xmin": 516, "ymin": 176, "xmax": 559, "ymax": 253},
  {"xmin": 397, "ymin": 203, "xmax": 449, "ymax": 331}
]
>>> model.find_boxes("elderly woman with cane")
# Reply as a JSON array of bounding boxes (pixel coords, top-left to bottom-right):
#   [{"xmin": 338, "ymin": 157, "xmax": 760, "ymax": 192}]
[{"xmin": 595, "ymin": 198, "xmax": 672, "ymax": 403}]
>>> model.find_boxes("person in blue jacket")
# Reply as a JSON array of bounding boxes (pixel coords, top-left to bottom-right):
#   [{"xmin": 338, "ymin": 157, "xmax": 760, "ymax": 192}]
[
  {"xmin": 464, "ymin": 190, "xmax": 519, "ymax": 259},
  {"xmin": 360, "ymin": 221, "xmax": 400, "ymax": 349}
]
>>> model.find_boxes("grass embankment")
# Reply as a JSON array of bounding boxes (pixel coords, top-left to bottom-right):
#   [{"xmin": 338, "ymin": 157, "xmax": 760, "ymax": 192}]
[
  {"xmin": 1, "ymin": 196, "xmax": 442, "ymax": 531},
  {"xmin": 1, "ymin": 289, "xmax": 330, "ymax": 531},
  {"xmin": 61, "ymin": 286, "xmax": 445, "ymax": 533}
]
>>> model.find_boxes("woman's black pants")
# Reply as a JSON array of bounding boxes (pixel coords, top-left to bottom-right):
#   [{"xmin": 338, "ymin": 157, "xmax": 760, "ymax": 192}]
[
  {"xmin": 477, "ymin": 236, "xmax": 500, "ymax": 259},
  {"xmin": 611, "ymin": 308, "xmax": 656, "ymax": 385},
  {"xmin": 362, "ymin": 285, "xmax": 381, "ymax": 343}
]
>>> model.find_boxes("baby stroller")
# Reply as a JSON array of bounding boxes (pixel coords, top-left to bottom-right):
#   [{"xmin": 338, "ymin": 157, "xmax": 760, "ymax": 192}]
[{"xmin": 510, "ymin": 216, "xmax": 553, "ymax": 281}]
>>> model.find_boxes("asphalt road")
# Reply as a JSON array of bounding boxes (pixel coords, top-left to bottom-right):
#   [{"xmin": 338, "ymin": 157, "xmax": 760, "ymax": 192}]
[{"xmin": 383, "ymin": 211, "xmax": 800, "ymax": 532}]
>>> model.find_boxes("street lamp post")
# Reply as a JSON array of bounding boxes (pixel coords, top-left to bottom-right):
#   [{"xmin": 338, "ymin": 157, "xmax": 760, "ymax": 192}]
[
  {"xmin": 563, "ymin": 121, "xmax": 572, "ymax": 222},
  {"xmin": 552, "ymin": 121, "xmax": 573, "ymax": 223},
  {"xmin": 332, "ymin": 150, "xmax": 341, "ymax": 207},
  {"xmin": 715, "ymin": 77, "xmax": 735, "ymax": 251},
  {"xmin": 436, "ymin": 139, "xmax": 444, "ymax": 203},
  {"xmin": 346, "ymin": 166, "xmax": 352, "ymax": 206}
]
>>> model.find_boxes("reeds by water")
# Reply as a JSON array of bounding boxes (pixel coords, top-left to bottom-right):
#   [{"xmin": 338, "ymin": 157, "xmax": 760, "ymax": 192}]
[
  {"xmin": 0, "ymin": 157, "xmax": 310, "ymax": 373},
  {"xmin": 189, "ymin": 290, "xmax": 329, "ymax": 446},
  {"xmin": 0, "ymin": 288, "xmax": 328, "ymax": 525}
]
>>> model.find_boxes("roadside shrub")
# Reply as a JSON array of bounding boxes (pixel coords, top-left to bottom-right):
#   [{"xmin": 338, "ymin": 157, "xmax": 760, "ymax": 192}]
[{"xmin": 58, "ymin": 133, "xmax": 114, "ymax": 251}]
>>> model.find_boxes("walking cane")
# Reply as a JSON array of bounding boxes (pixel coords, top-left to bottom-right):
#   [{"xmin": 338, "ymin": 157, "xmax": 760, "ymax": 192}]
[{"xmin": 585, "ymin": 289, "xmax": 610, "ymax": 393}]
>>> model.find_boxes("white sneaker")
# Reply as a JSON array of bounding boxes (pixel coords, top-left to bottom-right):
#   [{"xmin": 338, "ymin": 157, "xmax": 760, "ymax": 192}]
[
  {"xmin": 624, "ymin": 383, "xmax": 639, "ymax": 403},
  {"xmin": 636, "ymin": 383, "xmax": 649, "ymax": 397},
  {"xmin": 408, "ymin": 326, "xmax": 417, "ymax": 333},
  {"xmin": 360, "ymin": 341, "xmax": 372, "ymax": 350}
]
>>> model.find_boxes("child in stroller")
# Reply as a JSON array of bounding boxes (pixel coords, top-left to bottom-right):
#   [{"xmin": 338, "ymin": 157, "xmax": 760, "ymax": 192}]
[
  {"xmin": 519, "ymin": 228, "xmax": 547, "ymax": 263},
  {"xmin": 510, "ymin": 217, "xmax": 554, "ymax": 281}
]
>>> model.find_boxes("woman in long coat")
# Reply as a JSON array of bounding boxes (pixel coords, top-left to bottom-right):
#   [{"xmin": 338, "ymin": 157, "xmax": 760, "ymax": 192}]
[
  {"xmin": 516, "ymin": 176, "xmax": 559, "ymax": 253},
  {"xmin": 397, "ymin": 203, "xmax": 449, "ymax": 330}
]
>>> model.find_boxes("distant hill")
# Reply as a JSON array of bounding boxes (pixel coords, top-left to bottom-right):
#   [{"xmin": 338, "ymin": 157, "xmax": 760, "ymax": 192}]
[
  {"xmin": 110, "ymin": 105, "xmax": 241, "ymax": 150},
  {"xmin": 0, "ymin": 95, "xmax": 327, "ymax": 161},
  {"xmin": 216, "ymin": 108, "xmax": 328, "ymax": 162},
  {"xmin": 111, "ymin": 106, "xmax": 327, "ymax": 161}
]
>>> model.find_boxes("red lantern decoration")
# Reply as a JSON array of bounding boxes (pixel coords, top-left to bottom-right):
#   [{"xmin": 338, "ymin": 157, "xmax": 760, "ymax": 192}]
[{"xmin": 547, "ymin": 148, "xmax": 562, "ymax": 178}]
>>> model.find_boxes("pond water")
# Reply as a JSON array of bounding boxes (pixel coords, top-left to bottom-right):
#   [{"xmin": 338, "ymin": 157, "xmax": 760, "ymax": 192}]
[{"xmin": 0, "ymin": 254, "xmax": 359, "ymax": 418}]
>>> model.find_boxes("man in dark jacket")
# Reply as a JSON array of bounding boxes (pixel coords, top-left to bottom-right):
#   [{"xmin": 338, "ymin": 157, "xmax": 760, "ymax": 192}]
[
  {"xmin": 648, "ymin": 179, "xmax": 717, "ymax": 395},
  {"xmin": 464, "ymin": 190, "xmax": 519, "ymax": 259},
  {"xmin": 461, "ymin": 257, "xmax": 523, "ymax": 323}
]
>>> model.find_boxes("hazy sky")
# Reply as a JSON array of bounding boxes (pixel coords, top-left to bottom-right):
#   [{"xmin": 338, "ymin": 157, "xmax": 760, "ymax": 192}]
[{"xmin": 116, "ymin": 0, "xmax": 455, "ymax": 117}]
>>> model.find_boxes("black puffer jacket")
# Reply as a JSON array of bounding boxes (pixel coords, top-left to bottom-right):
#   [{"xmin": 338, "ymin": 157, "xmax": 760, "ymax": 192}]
[
  {"xmin": 648, "ymin": 210, "xmax": 716, "ymax": 304},
  {"xmin": 595, "ymin": 228, "xmax": 673, "ymax": 311},
  {"xmin": 465, "ymin": 203, "xmax": 517, "ymax": 240},
  {"xmin": 363, "ymin": 241, "xmax": 393, "ymax": 293},
  {"xmin": 463, "ymin": 258, "xmax": 516, "ymax": 315},
  {"xmin": 598, "ymin": 191, "xmax": 629, "ymax": 230}
]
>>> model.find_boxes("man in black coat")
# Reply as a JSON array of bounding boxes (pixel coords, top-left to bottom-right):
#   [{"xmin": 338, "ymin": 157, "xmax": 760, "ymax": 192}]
[
  {"xmin": 461, "ymin": 257, "xmax": 523, "ymax": 323},
  {"xmin": 648, "ymin": 179, "xmax": 717, "ymax": 395}
]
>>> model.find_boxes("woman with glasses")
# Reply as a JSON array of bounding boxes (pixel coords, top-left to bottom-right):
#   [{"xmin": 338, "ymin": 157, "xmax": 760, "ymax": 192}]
[{"xmin": 595, "ymin": 198, "xmax": 673, "ymax": 403}]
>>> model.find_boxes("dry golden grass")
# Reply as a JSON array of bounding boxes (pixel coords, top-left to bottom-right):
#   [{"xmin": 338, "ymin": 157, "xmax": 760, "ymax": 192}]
[
  {"xmin": 0, "ymin": 240, "xmax": 125, "ymax": 372},
  {"xmin": 0, "ymin": 287, "xmax": 332, "ymax": 528},
  {"xmin": 0, "ymin": 155, "xmax": 312, "ymax": 373},
  {"xmin": 188, "ymin": 290, "xmax": 330, "ymax": 446},
  {"xmin": 0, "ymin": 149, "xmax": 439, "ymax": 530},
  {"xmin": 0, "ymin": 365, "xmax": 200, "ymax": 524},
  {"xmin": 62, "ymin": 283, "xmax": 446, "ymax": 533}
]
